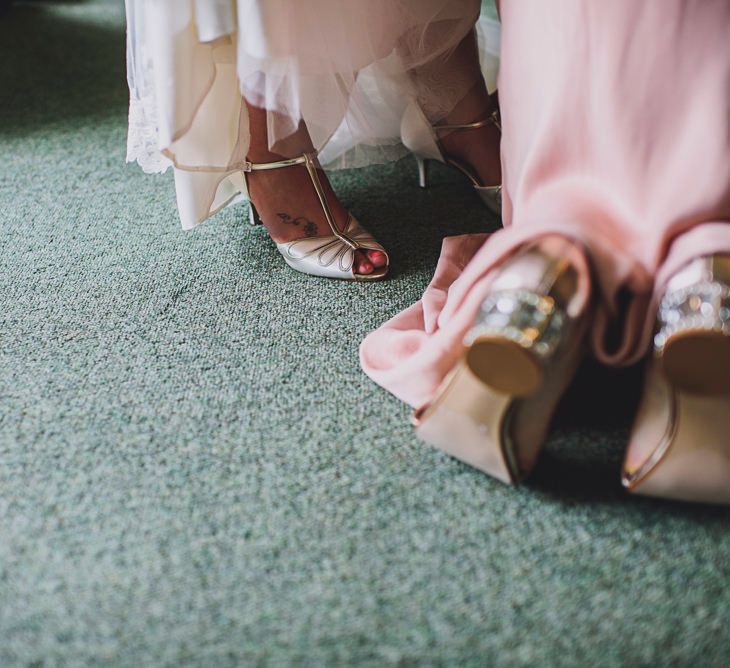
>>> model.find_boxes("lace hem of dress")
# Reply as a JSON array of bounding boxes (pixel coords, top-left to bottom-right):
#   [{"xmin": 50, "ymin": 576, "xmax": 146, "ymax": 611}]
[{"xmin": 126, "ymin": 94, "xmax": 172, "ymax": 175}]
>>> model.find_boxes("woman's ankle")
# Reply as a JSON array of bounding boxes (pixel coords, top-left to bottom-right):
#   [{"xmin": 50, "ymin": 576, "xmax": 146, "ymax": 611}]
[
  {"xmin": 245, "ymin": 99, "xmax": 316, "ymax": 162},
  {"xmin": 442, "ymin": 80, "xmax": 495, "ymax": 127}
]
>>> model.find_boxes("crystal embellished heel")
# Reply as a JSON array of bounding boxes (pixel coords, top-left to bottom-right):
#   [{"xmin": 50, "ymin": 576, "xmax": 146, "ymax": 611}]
[
  {"xmin": 654, "ymin": 255, "xmax": 730, "ymax": 395},
  {"xmin": 412, "ymin": 240, "xmax": 590, "ymax": 483},
  {"xmin": 623, "ymin": 254, "xmax": 730, "ymax": 504},
  {"xmin": 243, "ymin": 151, "xmax": 389, "ymax": 281},
  {"xmin": 401, "ymin": 102, "xmax": 502, "ymax": 217}
]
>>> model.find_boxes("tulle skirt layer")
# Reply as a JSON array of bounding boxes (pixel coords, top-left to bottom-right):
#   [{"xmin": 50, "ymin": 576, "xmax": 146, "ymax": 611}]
[{"xmin": 125, "ymin": 0, "xmax": 500, "ymax": 228}]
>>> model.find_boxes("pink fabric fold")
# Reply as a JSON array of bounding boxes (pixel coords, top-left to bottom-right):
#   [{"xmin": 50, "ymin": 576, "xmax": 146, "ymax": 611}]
[{"xmin": 360, "ymin": 233, "xmax": 487, "ymax": 408}]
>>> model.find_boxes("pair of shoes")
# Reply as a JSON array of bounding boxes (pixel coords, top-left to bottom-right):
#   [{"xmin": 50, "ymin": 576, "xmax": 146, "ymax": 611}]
[
  {"xmin": 401, "ymin": 102, "xmax": 503, "ymax": 217},
  {"xmin": 243, "ymin": 151, "xmax": 389, "ymax": 281},
  {"xmin": 414, "ymin": 247, "xmax": 730, "ymax": 504}
]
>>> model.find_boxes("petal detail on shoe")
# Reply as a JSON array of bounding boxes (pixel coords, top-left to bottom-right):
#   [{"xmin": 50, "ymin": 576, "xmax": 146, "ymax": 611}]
[{"xmin": 274, "ymin": 214, "xmax": 388, "ymax": 280}]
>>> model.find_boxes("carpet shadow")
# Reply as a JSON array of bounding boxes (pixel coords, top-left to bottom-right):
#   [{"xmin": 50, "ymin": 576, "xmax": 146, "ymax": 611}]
[
  {"xmin": 528, "ymin": 359, "xmax": 640, "ymax": 502},
  {"xmin": 0, "ymin": 1, "xmax": 126, "ymax": 133}
]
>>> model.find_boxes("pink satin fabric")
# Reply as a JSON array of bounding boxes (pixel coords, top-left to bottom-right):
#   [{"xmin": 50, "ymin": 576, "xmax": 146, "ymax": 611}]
[{"xmin": 361, "ymin": 0, "xmax": 730, "ymax": 409}]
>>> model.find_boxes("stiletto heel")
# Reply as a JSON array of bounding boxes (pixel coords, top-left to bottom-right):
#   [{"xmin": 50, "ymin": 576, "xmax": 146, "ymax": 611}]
[
  {"xmin": 248, "ymin": 201, "xmax": 263, "ymax": 227},
  {"xmin": 623, "ymin": 254, "xmax": 730, "ymax": 504},
  {"xmin": 241, "ymin": 151, "xmax": 389, "ymax": 281},
  {"xmin": 402, "ymin": 102, "xmax": 502, "ymax": 217},
  {"xmin": 413, "ymin": 240, "xmax": 590, "ymax": 483},
  {"xmin": 416, "ymin": 156, "xmax": 430, "ymax": 189}
]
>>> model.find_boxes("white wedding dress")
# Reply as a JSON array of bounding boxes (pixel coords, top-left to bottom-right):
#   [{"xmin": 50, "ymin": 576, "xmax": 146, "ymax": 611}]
[{"xmin": 125, "ymin": 0, "xmax": 500, "ymax": 229}]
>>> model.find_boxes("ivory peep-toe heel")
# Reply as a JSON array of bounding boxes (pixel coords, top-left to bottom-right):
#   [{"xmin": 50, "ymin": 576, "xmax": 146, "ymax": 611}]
[
  {"xmin": 401, "ymin": 102, "xmax": 502, "ymax": 217},
  {"xmin": 244, "ymin": 151, "xmax": 389, "ymax": 281},
  {"xmin": 413, "ymin": 240, "xmax": 591, "ymax": 483},
  {"xmin": 622, "ymin": 255, "xmax": 730, "ymax": 504}
]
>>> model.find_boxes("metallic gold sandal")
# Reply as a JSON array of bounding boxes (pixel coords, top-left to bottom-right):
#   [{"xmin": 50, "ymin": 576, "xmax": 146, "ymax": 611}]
[
  {"xmin": 412, "ymin": 240, "xmax": 590, "ymax": 483},
  {"xmin": 244, "ymin": 151, "xmax": 389, "ymax": 281},
  {"xmin": 622, "ymin": 255, "xmax": 730, "ymax": 504},
  {"xmin": 401, "ymin": 102, "xmax": 502, "ymax": 217}
]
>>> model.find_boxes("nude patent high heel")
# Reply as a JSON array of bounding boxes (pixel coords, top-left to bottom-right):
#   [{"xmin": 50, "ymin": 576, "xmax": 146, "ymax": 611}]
[
  {"xmin": 401, "ymin": 102, "xmax": 502, "ymax": 217},
  {"xmin": 244, "ymin": 151, "xmax": 389, "ymax": 281},
  {"xmin": 622, "ymin": 255, "xmax": 730, "ymax": 504},
  {"xmin": 412, "ymin": 240, "xmax": 590, "ymax": 483}
]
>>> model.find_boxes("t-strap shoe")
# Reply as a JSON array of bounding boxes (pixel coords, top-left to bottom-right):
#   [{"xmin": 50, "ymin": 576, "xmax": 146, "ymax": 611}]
[{"xmin": 244, "ymin": 151, "xmax": 389, "ymax": 281}]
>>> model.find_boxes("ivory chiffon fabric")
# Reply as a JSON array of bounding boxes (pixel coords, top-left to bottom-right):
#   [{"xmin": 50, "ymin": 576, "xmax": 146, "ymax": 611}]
[
  {"xmin": 361, "ymin": 0, "xmax": 730, "ymax": 409},
  {"xmin": 125, "ymin": 0, "xmax": 499, "ymax": 228}
]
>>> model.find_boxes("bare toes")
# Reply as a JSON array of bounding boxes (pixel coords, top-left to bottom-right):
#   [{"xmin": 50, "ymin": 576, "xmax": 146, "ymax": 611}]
[
  {"xmin": 366, "ymin": 250, "xmax": 387, "ymax": 269},
  {"xmin": 355, "ymin": 251, "xmax": 373, "ymax": 275}
]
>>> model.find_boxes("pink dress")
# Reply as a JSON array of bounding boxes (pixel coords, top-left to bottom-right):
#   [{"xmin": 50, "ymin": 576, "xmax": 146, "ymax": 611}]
[{"xmin": 361, "ymin": 0, "xmax": 730, "ymax": 409}]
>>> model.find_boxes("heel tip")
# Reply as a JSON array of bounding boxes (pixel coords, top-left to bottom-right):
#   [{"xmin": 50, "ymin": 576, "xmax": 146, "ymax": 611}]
[
  {"xmin": 660, "ymin": 332, "xmax": 730, "ymax": 395},
  {"xmin": 465, "ymin": 338, "xmax": 543, "ymax": 397}
]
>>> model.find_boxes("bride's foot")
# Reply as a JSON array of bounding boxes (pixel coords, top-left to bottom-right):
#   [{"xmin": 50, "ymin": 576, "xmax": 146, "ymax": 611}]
[
  {"xmin": 244, "ymin": 155, "xmax": 386, "ymax": 276},
  {"xmin": 401, "ymin": 80, "xmax": 502, "ymax": 216},
  {"xmin": 436, "ymin": 86, "xmax": 502, "ymax": 189},
  {"xmin": 410, "ymin": 29, "xmax": 502, "ymax": 190},
  {"xmin": 245, "ymin": 104, "xmax": 385, "ymax": 277}
]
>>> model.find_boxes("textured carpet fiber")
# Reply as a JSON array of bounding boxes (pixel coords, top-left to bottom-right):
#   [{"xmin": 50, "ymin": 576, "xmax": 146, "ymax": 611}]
[{"xmin": 1, "ymin": 1, "xmax": 729, "ymax": 665}]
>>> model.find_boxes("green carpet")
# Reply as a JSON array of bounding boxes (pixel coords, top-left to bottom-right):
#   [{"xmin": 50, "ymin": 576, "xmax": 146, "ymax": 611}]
[{"xmin": 1, "ymin": 1, "xmax": 728, "ymax": 665}]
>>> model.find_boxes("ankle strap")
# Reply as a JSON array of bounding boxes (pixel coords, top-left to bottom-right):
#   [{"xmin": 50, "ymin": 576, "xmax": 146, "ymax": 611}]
[
  {"xmin": 434, "ymin": 109, "xmax": 501, "ymax": 133},
  {"xmin": 241, "ymin": 151, "xmax": 315, "ymax": 173}
]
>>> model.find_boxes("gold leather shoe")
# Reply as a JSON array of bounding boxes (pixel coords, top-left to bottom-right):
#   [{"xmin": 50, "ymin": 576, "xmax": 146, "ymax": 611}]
[
  {"xmin": 413, "ymin": 239, "xmax": 590, "ymax": 483},
  {"xmin": 623, "ymin": 255, "xmax": 730, "ymax": 504},
  {"xmin": 401, "ymin": 102, "xmax": 502, "ymax": 218},
  {"xmin": 244, "ymin": 151, "xmax": 389, "ymax": 281}
]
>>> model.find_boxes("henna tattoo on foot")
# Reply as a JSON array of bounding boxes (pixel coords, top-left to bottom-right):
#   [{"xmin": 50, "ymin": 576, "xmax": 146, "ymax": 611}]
[
  {"xmin": 277, "ymin": 213, "xmax": 297, "ymax": 226},
  {"xmin": 277, "ymin": 213, "xmax": 319, "ymax": 237}
]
